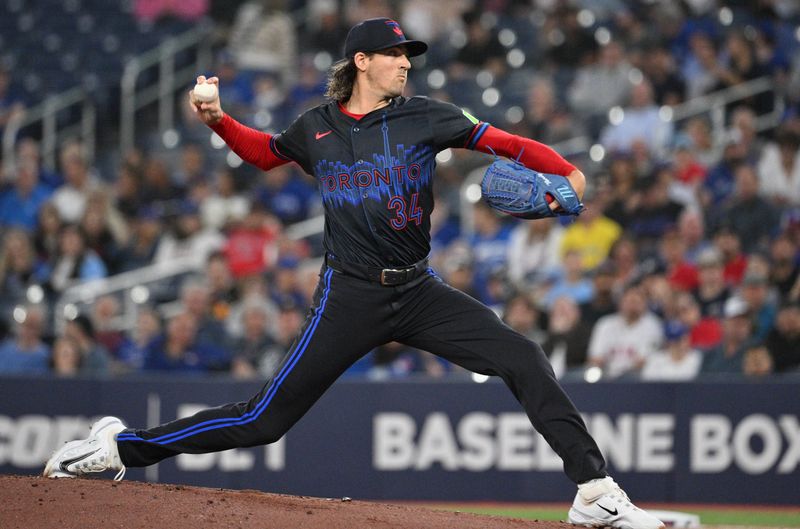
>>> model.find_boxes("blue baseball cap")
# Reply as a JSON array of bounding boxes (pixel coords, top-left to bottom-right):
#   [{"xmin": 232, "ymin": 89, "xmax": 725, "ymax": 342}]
[
  {"xmin": 664, "ymin": 320, "xmax": 689, "ymax": 341},
  {"xmin": 344, "ymin": 18, "xmax": 428, "ymax": 58}
]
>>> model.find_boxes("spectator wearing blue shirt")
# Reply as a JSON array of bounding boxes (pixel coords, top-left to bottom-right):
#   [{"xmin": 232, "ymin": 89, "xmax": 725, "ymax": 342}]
[
  {"xmin": 256, "ymin": 164, "xmax": 316, "ymax": 224},
  {"xmin": 468, "ymin": 201, "xmax": 514, "ymax": 305},
  {"xmin": 0, "ymin": 304, "xmax": 49, "ymax": 375},
  {"xmin": 544, "ymin": 249, "xmax": 595, "ymax": 308},
  {"xmin": 144, "ymin": 312, "xmax": 226, "ymax": 374},
  {"xmin": 0, "ymin": 161, "xmax": 53, "ymax": 231},
  {"xmin": 46, "ymin": 224, "xmax": 107, "ymax": 294}
]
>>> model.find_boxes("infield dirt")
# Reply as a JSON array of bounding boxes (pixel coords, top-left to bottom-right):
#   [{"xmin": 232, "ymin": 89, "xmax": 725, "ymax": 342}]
[{"xmin": 0, "ymin": 474, "xmax": 569, "ymax": 529}]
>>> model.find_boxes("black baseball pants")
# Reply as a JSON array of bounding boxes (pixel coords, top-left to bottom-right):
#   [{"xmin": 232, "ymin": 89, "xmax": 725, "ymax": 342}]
[{"xmin": 116, "ymin": 262, "xmax": 607, "ymax": 484}]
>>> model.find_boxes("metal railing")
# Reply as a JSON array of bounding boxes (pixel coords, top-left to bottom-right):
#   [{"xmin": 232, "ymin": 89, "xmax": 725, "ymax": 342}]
[
  {"xmin": 2, "ymin": 87, "xmax": 96, "ymax": 174},
  {"xmin": 119, "ymin": 23, "xmax": 216, "ymax": 154}
]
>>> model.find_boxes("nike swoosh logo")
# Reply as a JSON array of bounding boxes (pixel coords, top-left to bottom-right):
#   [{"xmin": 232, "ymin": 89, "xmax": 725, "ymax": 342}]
[
  {"xmin": 597, "ymin": 503, "xmax": 618, "ymax": 516},
  {"xmin": 315, "ymin": 130, "xmax": 332, "ymax": 140},
  {"xmin": 60, "ymin": 448, "xmax": 100, "ymax": 472}
]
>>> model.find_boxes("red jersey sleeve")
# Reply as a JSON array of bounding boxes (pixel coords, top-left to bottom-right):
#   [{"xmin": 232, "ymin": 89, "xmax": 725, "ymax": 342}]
[
  {"xmin": 470, "ymin": 125, "xmax": 576, "ymax": 177},
  {"xmin": 210, "ymin": 114, "xmax": 290, "ymax": 171}
]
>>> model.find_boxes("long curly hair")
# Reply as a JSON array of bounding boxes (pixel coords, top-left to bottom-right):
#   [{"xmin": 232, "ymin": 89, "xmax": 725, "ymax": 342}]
[{"xmin": 325, "ymin": 58, "xmax": 358, "ymax": 101}]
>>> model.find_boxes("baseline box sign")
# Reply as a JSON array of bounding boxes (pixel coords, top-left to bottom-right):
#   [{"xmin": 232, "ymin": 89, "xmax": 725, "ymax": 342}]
[{"xmin": 0, "ymin": 377, "xmax": 798, "ymax": 504}]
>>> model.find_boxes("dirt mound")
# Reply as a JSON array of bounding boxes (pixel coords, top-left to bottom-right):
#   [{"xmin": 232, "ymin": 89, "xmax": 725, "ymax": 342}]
[{"xmin": 0, "ymin": 474, "xmax": 569, "ymax": 529}]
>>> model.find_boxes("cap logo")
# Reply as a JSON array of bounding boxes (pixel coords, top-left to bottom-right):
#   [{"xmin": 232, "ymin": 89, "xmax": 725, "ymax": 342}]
[{"xmin": 385, "ymin": 19, "xmax": 404, "ymax": 37}]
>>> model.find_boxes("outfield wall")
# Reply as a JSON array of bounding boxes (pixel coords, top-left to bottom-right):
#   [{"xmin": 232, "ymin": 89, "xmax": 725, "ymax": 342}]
[{"xmin": 0, "ymin": 377, "xmax": 797, "ymax": 505}]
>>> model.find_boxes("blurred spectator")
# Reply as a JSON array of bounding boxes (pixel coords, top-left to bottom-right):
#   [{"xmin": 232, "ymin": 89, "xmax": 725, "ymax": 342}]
[
  {"xmin": 452, "ymin": 10, "xmax": 507, "ymax": 77},
  {"xmin": 33, "ymin": 203, "xmax": 63, "ymax": 264},
  {"xmin": 174, "ymin": 143, "xmax": 210, "ymax": 188},
  {"xmin": 91, "ymin": 295, "xmax": 125, "ymax": 359},
  {"xmin": 627, "ymin": 170, "xmax": 685, "ymax": 251},
  {"xmin": 642, "ymin": 46, "xmax": 686, "ymax": 106},
  {"xmin": 154, "ymin": 201, "xmax": 224, "ymax": 268},
  {"xmin": 713, "ymin": 226, "xmax": 748, "ymax": 287},
  {"xmin": 587, "ymin": 284, "xmax": 663, "ymax": 379},
  {"xmin": 223, "ymin": 205, "xmax": 281, "ymax": 278},
  {"xmin": 259, "ymin": 301, "xmax": 303, "ymax": 378},
  {"xmin": 0, "ymin": 229, "xmax": 48, "ymax": 321},
  {"xmin": 270, "ymin": 257, "xmax": 305, "ymax": 309},
  {"xmin": 560, "ymin": 197, "xmax": 622, "ymax": 272},
  {"xmin": 0, "ymin": 159, "xmax": 53, "ymax": 231},
  {"xmin": 601, "ymin": 79, "xmax": 673, "ymax": 157},
  {"xmin": 684, "ymin": 116, "xmax": 723, "ymax": 168},
  {"xmin": 677, "ymin": 208, "xmax": 711, "ymax": 264},
  {"xmin": 134, "ymin": 0, "xmax": 208, "ymax": 22},
  {"xmin": 682, "ymin": 32, "xmax": 720, "ymax": 99},
  {"xmin": 117, "ymin": 307, "xmax": 163, "ymax": 371},
  {"xmin": 544, "ymin": 249, "xmax": 594, "ymax": 308},
  {"xmin": 14, "ymin": 138, "xmax": 62, "ymax": 190},
  {"xmin": 659, "ymin": 230, "xmax": 699, "ymax": 292},
  {"xmin": 0, "ymin": 305, "xmax": 49, "ymax": 375},
  {"xmin": 227, "ymin": 0, "xmax": 297, "ymax": 84},
  {"xmin": 727, "ymin": 106, "xmax": 763, "ymax": 164},
  {"xmin": 672, "ymin": 290, "xmax": 722, "ymax": 349},
  {"xmin": 143, "ymin": 312, "xmax": 220, "ymax": 374},
  {"xmin": 641, "ymin": 320, "xmax": 702, "ymax": 381},
  {"xmin": 179, "ymin": 279, "xmax": 231, "ymax": 358},
  {"xmin": 230, "ymin": 299, "xmax": 275, "ymax": 379},
  {"xmin": 756, "ymin": 127, "xmax": 800, "ymax": 206},
  {"xmin": 524, "ymin": 77, "xmax": 582, "ymax": 145},
  {"xmin": 700, "ymin": 296, "xmax": 754, "ymax": 375},
  {"xmin": 602, "ymin": 155, "xmax": 640, "ymax": 227},
  {"xmin": 201, "ymin": 167, "xmax": 250, "ymax": 230},
  {"xmin": 568, "ymin": 40, "xmax": 631, "ymax": 117},
  {"xmin": 302, "ymin": 0, "xmax": 350, "ymax": 57},
  {"xmin": 206, "ymin": 252, "xmax": 237, "ymax": 322},
  {"xmin": 607, "ymin": 237, "xmax": 641, "ymax": 293},
  {"xmin": 765, "ymin": 302, "xmax": 800, "ymax": 373},
  {"xmin": 769, "ymin": 234, "xmax": 799, "ymax": 301},
  {"xmin": 140, "ymin": 157, "xmax": 184, "ymax": 205},
  {"xmin": 580, "ymin": 260, "xmax": 617, "ymax": 327},
  {"xmin": 711, "ymin": 31, "xmax": 772, "ymax": 115},
  {"xmin": 51, "ymin": 142, "xmax": 102, "ymax": 223},
  {"xmin": 80, "ymin": 191, "xmax": 129, "ymax": 273},
  {"xmin": 693, "ymin": 247, "xmax": 731, "ymax": 319},
  {"xmin": 542, "ymin": 296, "xmax": 592, "ymax": 379},
  {"xmin": 739, "ymin": 269, "xmax": 778, "ymax": 342},
  {"xmin": 50, "ymin": 337, "xmax": 82, "ymax": 377},
  {"xmin": 502, "ymin": 293, "xmax": 545, "ymax": 344},
  {"xmin": 670, "ymin": 136, "xmax": 707, "ymax": 203},
  {"xmin": 63, "ymin": 315, "xmax": 111, "ymax": 375},
  {"xmin": 543, "ymin": 5, "xmax": 597, "ymax": 72},
  {"xmin": 701, "ymin": 139, "xmax": 748, "ymax": 208},
  {"xmin": 506, "ymin": 217, "xmax": 564, "ymax": 287},
  {"xmin": 47, "ymin": 224, "xmax": 108, "ymax": 294},
  {"xmin": 255, "ymin": 164, "xmax": 316, "ymax": 224},
  {"xmin": 113, "ymin": 162, "xmax": 144, "ymax": 220},
  {"xmin": 713, "ymin": 163, "xmax": 779, "ymax": 253},
  {"xmin": 742, "ymin": 344, "xmax": 774, "ymax": 378},
  {"xmin": 468, "ymin": 201, "xmax": 513, "ymax": 304},
  {"xmin": 437, "ymin": 245, "xmax": 478, "ymax": 300},
  {"xmin": 0, "ymin": 68, "xmax": 25, "ymax": 137},
  {"xmin": 116, "ymin": 207, "xmax": 163, "ymax": 272}
]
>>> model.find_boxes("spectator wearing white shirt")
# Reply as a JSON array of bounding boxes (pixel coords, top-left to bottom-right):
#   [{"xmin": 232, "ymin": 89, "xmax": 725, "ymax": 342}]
[
  {"xmin": 588, "ymin": 283, "xmax": 663, "ymax": 379},
  {"xmin": 641, "ymin": 320, "xmax": 702, "ymax": 381},
  {"xmin": 506, "ymin": 217, "xmax": 564, "ymax": 287},
  {"xmin": 756, "ymin": 128, "xmax": 800, "ymax": 206}
]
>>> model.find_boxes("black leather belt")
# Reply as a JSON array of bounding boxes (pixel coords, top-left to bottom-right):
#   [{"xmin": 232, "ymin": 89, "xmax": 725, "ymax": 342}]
[{"xmin": 326, "ymin": 254, "xmax": 429, "ymax": 286}]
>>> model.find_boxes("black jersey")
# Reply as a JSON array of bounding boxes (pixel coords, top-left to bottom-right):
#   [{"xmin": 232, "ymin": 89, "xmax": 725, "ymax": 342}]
[{"xmin": 270, "ymin": 96, "xmax": 484, "ymax": 268}]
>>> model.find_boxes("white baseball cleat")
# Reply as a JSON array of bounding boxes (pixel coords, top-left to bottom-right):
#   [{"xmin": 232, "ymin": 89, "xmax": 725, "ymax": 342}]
[
  {"xmin": 568, "ymin": 476, "xmax": 665, "ymax": 529},
  {"xmin": 43, "ymin": 416, "xmax": 127, "ymax": 481}
]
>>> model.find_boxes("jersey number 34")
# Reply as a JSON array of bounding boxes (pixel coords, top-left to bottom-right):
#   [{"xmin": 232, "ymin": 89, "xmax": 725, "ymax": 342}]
[{"xmin": 388, "ymin": 193, "xmax": 423, "ymax": 230}]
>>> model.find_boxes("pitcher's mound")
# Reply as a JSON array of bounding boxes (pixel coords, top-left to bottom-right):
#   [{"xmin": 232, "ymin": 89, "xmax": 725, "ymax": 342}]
[{"xmin": 0, "ymin": 474, "xmax": 570, "ymax": 529}]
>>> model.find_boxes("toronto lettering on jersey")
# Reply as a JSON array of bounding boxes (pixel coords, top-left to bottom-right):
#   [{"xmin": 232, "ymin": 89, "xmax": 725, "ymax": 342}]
[{"xmin": 314, "ymin": 144, "xmax": 433, "ymax": 207}]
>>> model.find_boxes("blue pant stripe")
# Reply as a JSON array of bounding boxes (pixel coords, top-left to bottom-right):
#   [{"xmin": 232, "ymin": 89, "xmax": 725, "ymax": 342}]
[{"xmin": 118, "ymin": 268, "xmax": 334, "ymax": 445}]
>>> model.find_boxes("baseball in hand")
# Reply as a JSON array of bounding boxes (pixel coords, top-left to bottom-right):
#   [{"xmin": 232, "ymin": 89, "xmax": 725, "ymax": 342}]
[{"xmin": 193, "ymin": 82, "xmax": 218, "ymax": 103}]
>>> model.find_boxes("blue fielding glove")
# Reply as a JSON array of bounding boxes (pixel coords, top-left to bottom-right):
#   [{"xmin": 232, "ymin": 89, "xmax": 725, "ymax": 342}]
[{"xmin": 480, "ymin": 158, "xmax": 584, "ymax": 219}]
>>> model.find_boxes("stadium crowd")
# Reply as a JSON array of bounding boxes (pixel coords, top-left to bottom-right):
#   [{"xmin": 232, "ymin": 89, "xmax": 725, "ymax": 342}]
[{"xmin": 1, "ymin": 0, "xmax": 800, "ymax": 381}]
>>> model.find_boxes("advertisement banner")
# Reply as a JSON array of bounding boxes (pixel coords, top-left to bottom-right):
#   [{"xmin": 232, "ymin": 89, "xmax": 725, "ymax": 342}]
[{"xmin": 0, "ymin": 377, "xmax": 797, "ymax": 504}]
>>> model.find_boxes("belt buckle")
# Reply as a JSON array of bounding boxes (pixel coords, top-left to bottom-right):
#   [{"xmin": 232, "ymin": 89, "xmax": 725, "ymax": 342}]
[{"xmin": 380, "ymin": 267, "xmax": 410, "ymax": 286}]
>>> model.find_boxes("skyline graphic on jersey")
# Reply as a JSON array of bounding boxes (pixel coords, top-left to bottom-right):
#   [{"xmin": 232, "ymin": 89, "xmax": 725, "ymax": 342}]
[{"xmin": 313, "ymin": 143, "xmax": 434, "ymax": 208}]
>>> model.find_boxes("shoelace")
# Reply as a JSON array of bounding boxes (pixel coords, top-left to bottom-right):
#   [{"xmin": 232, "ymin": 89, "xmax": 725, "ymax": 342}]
[{"xmin": 113, "ymin": 466, "xmax": 126, "ymax": 481}]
